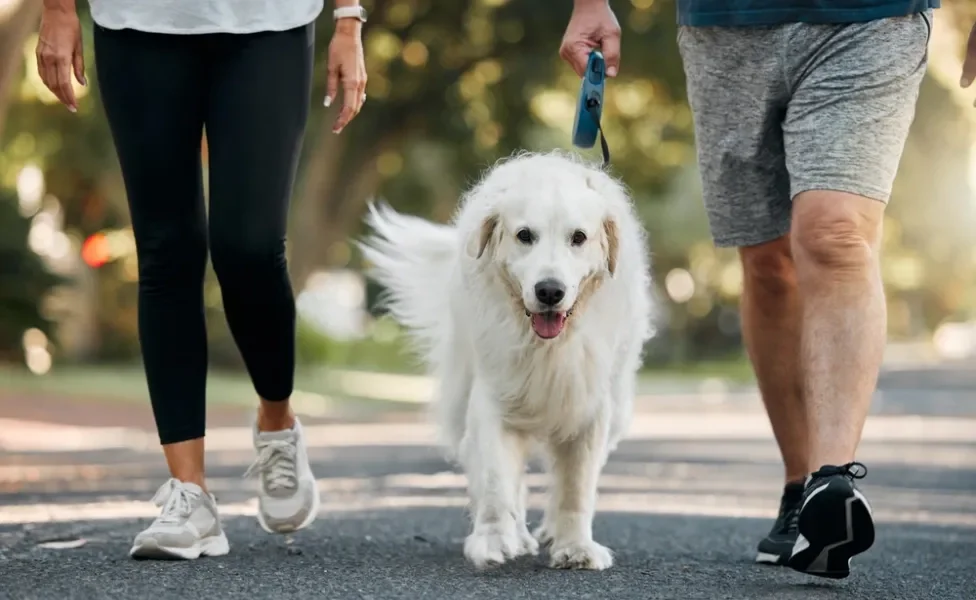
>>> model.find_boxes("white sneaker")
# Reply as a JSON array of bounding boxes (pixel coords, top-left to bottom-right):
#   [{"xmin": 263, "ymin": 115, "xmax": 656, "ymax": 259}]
[
  {"xmin": 244, "ymin": 417, "xmax": 320, "ymax": 533},
  {"xmin": 130, "ymin": 478, "xmax": 230, "ymax": 560}
]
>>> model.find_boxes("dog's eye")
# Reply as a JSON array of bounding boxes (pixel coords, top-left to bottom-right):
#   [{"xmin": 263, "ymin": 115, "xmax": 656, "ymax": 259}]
[
  {"xmin": 516, "ymin": 228, "xmax": 533, "ymax": 244},
  {"xmin": 571, "ymin": 230, "xmax": 587, "ymax": 246}
]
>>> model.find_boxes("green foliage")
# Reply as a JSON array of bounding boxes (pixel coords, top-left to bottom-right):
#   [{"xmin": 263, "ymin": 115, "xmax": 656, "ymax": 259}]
[
  {"xmin": 0, "ymin": 189, "xmax": 67, "ymax": 361},
  {"xmin": 296, "ymin": 315, "xmax": 421, "ymax": 374},
  {"xmin": 334, "ymin": 0, "xmax": 693, "ymax": 228}
]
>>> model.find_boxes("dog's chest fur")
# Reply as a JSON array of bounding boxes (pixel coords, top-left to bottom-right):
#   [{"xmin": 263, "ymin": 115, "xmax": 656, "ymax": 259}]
[{"xmin": 496, "ymin": 334, "xmax": 612, "ymax": 441}]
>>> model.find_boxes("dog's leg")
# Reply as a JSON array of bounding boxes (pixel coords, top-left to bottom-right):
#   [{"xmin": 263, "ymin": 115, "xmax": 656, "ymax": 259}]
[
  {"xmin": 434, "ymin": 348, "xmax": 472, "ymax": 462},
  {"xmin": 607, "ymin": 368, "xmax": 636, "ymax": 453},
  {"xmin": 535, "ymin": 416, "xmax": 613, "ymax": 571},
  {"xmin": 461, "ymin": 379, "xmax": 533, "ymax": 569},
  {"xmin": 514, "ymin": 462, "xmax": 539, "ymax": 556}
]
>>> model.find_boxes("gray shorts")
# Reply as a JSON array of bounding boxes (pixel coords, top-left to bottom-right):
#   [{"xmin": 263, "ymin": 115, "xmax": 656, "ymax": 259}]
[{"xmin": 678, "ymin": 11, "xmax": 932, "ymax": 248}]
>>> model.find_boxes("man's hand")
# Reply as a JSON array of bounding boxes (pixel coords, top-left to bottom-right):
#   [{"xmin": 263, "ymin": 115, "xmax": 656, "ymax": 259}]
[
  {"xmin": 963, "ymin": 21, "xmax": 976, "ymax": 105},
  {"xmin": 325, "ymin": 19, "xmax": 367, "ymax": 134},
  {"xmin": 560, "ymin": 0, "xmax": 621, "ymax": 78},
  {"xmin": 36, "ymin": 1, "xmax": 86, "ymax": 113}
]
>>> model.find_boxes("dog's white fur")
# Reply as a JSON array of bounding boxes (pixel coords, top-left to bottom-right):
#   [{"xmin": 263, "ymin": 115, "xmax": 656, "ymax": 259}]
[{"xmin": 358, "ymin": 151, "xmax": 654, "ymax": 571}]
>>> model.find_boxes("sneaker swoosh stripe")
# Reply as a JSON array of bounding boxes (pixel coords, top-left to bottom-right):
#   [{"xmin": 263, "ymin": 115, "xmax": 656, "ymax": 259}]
[
  {"xmin": 853, "ymin": 487, "xmax": 873, "ymax": 516},
  {"xmin": 791, "ymin": 533, "xmax": 810, "ymax": 557},
  {"xmin": 800, "ymin": 481, "xmax": 830, "ymax": 511}
]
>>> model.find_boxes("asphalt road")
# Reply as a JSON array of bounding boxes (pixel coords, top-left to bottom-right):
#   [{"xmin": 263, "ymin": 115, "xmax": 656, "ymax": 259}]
[{"xmin": 1, "ymin": 371, "xmax": 975, "ymax": 600}]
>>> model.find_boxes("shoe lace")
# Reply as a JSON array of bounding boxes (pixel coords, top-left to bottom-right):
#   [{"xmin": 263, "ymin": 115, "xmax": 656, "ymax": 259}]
[
  {"xmin": 244, "ymin": 439, "xmax": 298, "ymax": 492},
  {"xmin": 151, "ymin": 478, "xmax": 199, "ymax": 525},
  {"xmin": 784, "ymin": 503, "xmax": 800, "ymax": 532},
  {"xmin": 776, "ymin": 493, "xmax": 801, "ymax": 534},
  {"xmin": 811, "ymin": 461, "xmax": 868, "ymax": 481}
]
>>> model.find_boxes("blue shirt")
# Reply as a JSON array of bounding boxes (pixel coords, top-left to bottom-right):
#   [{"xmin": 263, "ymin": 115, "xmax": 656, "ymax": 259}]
[{"xmin": 677, "ymin": 0, "xmax": 940, "ymax": 27}]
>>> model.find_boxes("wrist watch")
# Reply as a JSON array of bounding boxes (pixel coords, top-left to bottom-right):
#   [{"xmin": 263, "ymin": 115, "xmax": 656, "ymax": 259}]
[{"xmin": 333, "ymin": 6, "xmax": 368, "ymax": 23}]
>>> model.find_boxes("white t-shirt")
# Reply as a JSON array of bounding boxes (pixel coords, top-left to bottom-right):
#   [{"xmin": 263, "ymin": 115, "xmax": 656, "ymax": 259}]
[{"xmin": 89, "ymin": 0, "xmax": 325, "ymax": 34}]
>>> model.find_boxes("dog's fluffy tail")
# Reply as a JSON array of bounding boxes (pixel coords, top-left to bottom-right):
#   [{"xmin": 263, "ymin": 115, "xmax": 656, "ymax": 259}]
[
  {"xmin": 359, "ymin": 203, "xmax": 469, "ymax": 458},
  {"xmin": 358, "ymin": 202, "xmax": 457, "ymax": 371}
]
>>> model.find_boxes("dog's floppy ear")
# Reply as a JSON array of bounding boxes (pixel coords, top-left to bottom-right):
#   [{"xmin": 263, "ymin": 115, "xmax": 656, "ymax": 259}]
[
  {"xmin": 603, "ymin": 217, "xmax": 619, "ymax": 277},
  {"xmin": 467, "ymin": 214, "xmax": 499, "ymax": 259},
  {"xmin": 586, "ymin": 173, "xmax": 624, "ymax": 277}
]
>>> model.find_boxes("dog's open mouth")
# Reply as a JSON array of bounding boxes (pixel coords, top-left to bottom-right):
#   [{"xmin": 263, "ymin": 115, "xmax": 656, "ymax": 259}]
[{"xmin": 529, "ymin": 310, "xmax": 568, "ymax": 339}]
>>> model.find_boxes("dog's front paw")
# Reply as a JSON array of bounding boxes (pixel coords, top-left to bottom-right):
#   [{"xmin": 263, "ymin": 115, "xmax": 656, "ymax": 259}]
[
  {"xmin": 532, "ymin": 523, "xmax": 554, "ymax": 548},
  {"xmin": 549, "ymin": 539, "xmax": 614, "ymax": 571},
  {"xmin": 518, "ymin": 525, "xmax": 539, "ymax": 556},
  {"xmin": 464, "ymin": 524, "xmax": 524, "ymax": 569}
]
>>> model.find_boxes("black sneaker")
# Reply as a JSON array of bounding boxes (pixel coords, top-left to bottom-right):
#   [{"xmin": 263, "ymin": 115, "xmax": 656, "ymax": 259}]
[
  {"xmin": 787, "ymin": 462, "xmax": 875, "ymax": 579},
  {"xmin": 755, "ymin": 482, "xmax": 803, "ymax": 565}
]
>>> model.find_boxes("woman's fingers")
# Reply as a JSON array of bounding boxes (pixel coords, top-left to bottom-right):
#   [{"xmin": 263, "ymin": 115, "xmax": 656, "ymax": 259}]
[
  {"xmin": 333, "ymin": 80, "xmax": 362, "ymax": 134},
  {"xmin": 35, "ymin": 10, "xmax": 84, "ymax": 112}
]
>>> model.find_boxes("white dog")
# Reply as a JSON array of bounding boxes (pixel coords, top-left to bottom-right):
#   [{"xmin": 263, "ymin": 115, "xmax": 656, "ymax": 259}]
[{"xmin": 358, "ymin": 151, "xmax": 654, "ymax": 571}]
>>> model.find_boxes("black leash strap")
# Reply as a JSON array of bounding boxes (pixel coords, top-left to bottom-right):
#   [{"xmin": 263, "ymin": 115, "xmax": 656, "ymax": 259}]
[{"xmin": 585, "ymin": 96, "xmax": 611, "ymax": 167}]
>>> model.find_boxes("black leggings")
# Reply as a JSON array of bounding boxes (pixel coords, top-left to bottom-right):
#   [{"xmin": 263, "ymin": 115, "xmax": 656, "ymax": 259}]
[{"xmin": 93, "ymin": 23, "xmax": 314, "ymax": 445}]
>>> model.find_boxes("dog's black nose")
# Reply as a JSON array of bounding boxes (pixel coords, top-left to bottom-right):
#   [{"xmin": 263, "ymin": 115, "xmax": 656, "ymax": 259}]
[{"xmin": 534, "ymin": 279, "xmax": 565, "ymax": 307}]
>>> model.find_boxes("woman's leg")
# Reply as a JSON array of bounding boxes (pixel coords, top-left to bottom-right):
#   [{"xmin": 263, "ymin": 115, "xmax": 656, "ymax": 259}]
[
  {"xmin": 204, "ymin": 23, "xmax": 318, "ymax": 533},
  {"xmin": 95, "ymin": 26, "xmax": 229, "ymax": 559},
  {"xmin": 94, "ymin": 25, "xmax": 210, "ymax": 486}
]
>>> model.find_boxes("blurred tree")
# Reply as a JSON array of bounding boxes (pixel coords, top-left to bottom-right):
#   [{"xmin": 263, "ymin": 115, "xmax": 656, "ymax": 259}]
[
  {"xmin": 0, "ymin": 0, "xmax": 41, "ymax": 139},
  {"xmin": 4, "ymin": 0, "xmax": 975, "ymax": 367},
  {"xmin": 289, "ymin": 0, "xmax": 693, "ymax": 286},
  {"xmin": 0, "ymin": 188, "xmax": 66, "ymax": 361}
]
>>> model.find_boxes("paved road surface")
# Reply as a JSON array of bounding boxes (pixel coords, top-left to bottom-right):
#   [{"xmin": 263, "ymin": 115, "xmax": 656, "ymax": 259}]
[{"xmin": 1, "ymin": 371, "xmax": 974, "ymax": 599}]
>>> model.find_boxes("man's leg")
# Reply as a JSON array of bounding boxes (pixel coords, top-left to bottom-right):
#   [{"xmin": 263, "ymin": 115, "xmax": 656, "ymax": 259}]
[
  {"xmin": 792, "ymin": 195, "xmax": 885, "ymax": 467},
  {"xmin": 739, "ymin": 237, "xmax": 809, "ymax": 565},
  {"xmin": 781, "ymin": 10, "xmax": 931, "ymax": 578},
  {"xmin": 677, "ymin": 24, "xmax": 807, "ymax": 566},
  {"xmin": 739, "ymin": 237, "xmax": 807, "ymax": 483}
]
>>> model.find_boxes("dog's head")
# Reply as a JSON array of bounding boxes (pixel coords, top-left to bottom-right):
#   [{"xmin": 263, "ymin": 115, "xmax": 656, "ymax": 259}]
[{"xmin": 465, "ymin": 154, "xmax": 624, "ymax": 340}]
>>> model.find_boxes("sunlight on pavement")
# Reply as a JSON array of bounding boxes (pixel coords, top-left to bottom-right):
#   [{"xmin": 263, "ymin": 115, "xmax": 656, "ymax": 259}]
[
  {"xmin": 2, "ymin": 413, "xmax": 974, "ymax": 453},
  {"xmin": 3, "ymin": 410, "xmax": 973, "ymax": 540},
  {"xmin": 2, "ymin": 486, "xmax": 974, "ymax": 529}
]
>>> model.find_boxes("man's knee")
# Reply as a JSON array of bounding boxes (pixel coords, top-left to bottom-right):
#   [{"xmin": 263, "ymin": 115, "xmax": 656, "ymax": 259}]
[
  {"xmin": 791, "ymin": 191, "xmax": 884, "ymax": 277},
  {"xmin": 739, "ymin": 236, "xmax": 797, "ymax": 300}
]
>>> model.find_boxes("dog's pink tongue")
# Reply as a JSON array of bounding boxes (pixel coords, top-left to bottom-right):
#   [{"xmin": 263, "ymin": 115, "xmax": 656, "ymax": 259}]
[{"xmin": 531, "ymin": 313, "xmax": 566, "ymax": 339}]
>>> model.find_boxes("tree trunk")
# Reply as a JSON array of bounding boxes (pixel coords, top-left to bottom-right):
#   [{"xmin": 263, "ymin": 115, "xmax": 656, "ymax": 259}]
[
  {"xmin": 289, "ymin": 121, "xmax": 351, "ymax": 290},
  {"xmin": 288, "ymin": 121, "xmax": 391, "ymax": 291},
  {"xmin": 0, "ymin": 0, "xmax": 42, "ymax": 140}
]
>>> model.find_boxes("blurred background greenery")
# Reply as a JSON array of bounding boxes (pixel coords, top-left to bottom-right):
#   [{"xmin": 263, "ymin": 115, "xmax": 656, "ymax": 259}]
[{"xmin": 1, "ymin": 0, "xmax": 975, "ymax": 405}]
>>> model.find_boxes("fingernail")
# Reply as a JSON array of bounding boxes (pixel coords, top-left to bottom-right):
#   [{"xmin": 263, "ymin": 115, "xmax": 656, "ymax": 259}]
[
  {"xmin": 80, "ymin": 76, "xmax": 88, "ymax": 86},
  {"xmin": 607, "ymin": 66, "xmax": 617, "ymax": 77},
  {"xmin": 324, "ymin": 96, "xmax": 332, "ymax": 107},
  {"xmin": 962, "ymin": 76, "xmax": 972, "ymax": 88}
]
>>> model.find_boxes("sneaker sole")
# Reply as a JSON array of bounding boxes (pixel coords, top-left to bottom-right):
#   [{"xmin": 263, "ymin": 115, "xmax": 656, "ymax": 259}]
[
  {"xmin": 130, "ymin": 532, "xmax": 230, "ymax": 560},
  {"xmin": 755, "ymin": 550, "xmax": 788, "ymax": 566},
  {"xmin": 787, "ymin": 479, "xmax": 874, "ymax": 579},
  {"xmin": 256, "ymin": 483, "xmax": 321, "ymax": 535}
]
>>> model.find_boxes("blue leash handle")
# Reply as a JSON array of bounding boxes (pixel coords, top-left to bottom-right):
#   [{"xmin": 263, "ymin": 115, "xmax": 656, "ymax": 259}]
[{"xmin": 571, "ymin": 50, "xmax": 610, "ymax": 166}]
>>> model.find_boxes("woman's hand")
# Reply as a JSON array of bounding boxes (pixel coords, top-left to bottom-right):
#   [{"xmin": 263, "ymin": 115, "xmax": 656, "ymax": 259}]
[
  {"xmin": 36, "ymin": 2, "xmax": 86, "ymax": 113},
  {"xmin": 325, "ymin": 19, "xmax": 367, "ymax": 134}
]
